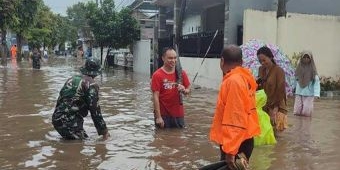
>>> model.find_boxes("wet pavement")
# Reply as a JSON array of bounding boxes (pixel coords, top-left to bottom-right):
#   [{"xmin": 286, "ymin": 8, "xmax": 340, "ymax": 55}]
[{"xmin": 0, "ymin": 57, "xmax": 339, "ymax": 170}]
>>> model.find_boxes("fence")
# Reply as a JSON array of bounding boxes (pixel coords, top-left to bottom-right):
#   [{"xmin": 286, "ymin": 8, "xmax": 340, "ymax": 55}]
[{"xmin": 158, "ymin": 30, "xmax": 224, "ymax": 58}]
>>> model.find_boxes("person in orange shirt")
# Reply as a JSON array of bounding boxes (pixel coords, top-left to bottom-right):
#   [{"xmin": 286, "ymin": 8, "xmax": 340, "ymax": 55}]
[
  {"xmin": 10, "ymin": 44, "xmax": 17, "ymax": 59},
  {"xmin": 210, "ymin": 45, "xmax": 260, "ymax": 170}
]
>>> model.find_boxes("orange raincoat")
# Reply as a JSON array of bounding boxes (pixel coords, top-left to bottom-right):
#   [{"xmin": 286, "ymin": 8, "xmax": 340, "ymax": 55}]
[
  {"xmin": 10, "ymin": 45, "xmax": 17, "ymax": 59},
  {"xmin": 210, "ymin": 67, "xmax": 260, "ymax": 155}
]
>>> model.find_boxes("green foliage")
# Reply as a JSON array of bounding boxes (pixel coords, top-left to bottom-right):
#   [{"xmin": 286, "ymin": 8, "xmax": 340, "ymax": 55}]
[
  {"xmin": 67, "ymin": 2, "xmax": 91, "ymax": 43},
  {"xmin": 11, "ymin": 0, "xmax": 41, "ymax": 60},
  {"xmin": 27, "ymin": 28, "xmax": 52, "ymax": 48},
  {"xmin": 50, "ymin": 15, "xmax": 78, "ymax": 49},
  {"xmin": 86, "ymin": 0, "xmax": 117, "ymax": 47},
  {"xmin": 11, "ymin": 0, "xmax": 41, "ymax": 34},
  {"xmin": 0, "ymin": 0, "xmax": 18, "ymax": 30},
  {"xmin": 72, "ymin": 0, "xmax": 141, "ymax": 49},
  {"xmin": 0, "ymin": 0, "xmax": 78, "ymax": 56},
  {"xmin": 289, "ymin": 52, "xmax": 302, "ymax": 68},
  {"xmin": 0, "ymin": 0, "xmax": 18, "ymax": 64},
  {"xmin": 116, "ymin": 8, "xmax": 140, "ymax": 48},
  {"xmin": 67, "ymin": 2, "xmax": 88, "ymax": 28},
  {"xmin": 26, "ymin": 4, "xmax": 55, "ymax": 48},
  {"xmin": 320, "ymin": 76, "xmax": 340, "ymax": 91}
]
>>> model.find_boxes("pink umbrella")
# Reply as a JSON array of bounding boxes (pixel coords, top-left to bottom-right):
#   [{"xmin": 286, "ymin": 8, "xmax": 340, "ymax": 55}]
[{"xmin": 240, "ymin": 39, "xmax": 296, "ymax": 95}]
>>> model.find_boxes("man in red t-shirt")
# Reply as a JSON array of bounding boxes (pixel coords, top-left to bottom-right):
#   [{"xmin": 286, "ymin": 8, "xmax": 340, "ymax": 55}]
[{"xmin": 151, "ymin": 47, "xmax": 191, "ymax": 128}]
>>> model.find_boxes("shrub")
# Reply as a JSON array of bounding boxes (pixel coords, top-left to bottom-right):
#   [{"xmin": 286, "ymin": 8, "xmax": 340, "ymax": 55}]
[
  {"xmin": 289, "ymin": 52, "xmax": 302, "ymax": 68},
  {"xmin": 320, "ymin": 76, "xmax": 340, "ymax": 91}
]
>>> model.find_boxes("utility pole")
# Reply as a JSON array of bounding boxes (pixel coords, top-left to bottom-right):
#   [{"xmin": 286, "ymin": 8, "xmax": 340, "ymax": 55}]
[
  {"xmin": 276, "ymin": 0, "xmax": 288, "ymax": 45},
  {"xmin": 174, "ymin": 0, "xmax": 186, "ymax": 104},
  {"xmin": 174, "ymin": 0, "xmax": 186, "ymax": 46},
  {"xmin": 224, "ymin": 0, "xmax": 230, "ymax": 46},
  {"xmin": 277, "ymin": 0, "xmax": 287, "ymax": 18}
]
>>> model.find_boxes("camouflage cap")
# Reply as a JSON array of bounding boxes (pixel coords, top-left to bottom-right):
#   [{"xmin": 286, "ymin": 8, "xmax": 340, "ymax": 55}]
[{"xmin": 80, "ymin": 58, "xmax": 102, "ymax": 76}]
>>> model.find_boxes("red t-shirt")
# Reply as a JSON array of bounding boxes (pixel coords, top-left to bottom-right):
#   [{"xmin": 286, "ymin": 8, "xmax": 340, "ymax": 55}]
[{"xmin": 151, "ymin": 68, "xmax": 190, "ymax": 117}]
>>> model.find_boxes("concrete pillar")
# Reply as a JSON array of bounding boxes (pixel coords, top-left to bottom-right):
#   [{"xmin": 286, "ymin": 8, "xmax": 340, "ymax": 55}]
[
  {"xmin": 153, "ymin": 14, "xmax": 159, "ymax": 71},
  {"xmin": 158, "ymin": 7, "xmax": 167, "ymax": 38},
  {"xmin": 223, "ymin": 0, "xmax": 230, "ymax": 46},
  {"xmin": 174, "ymin": 0, "xmax": 181, "ymax": 36},
  {"xmin": 276, "ymin": 0, "xmax": 287, "ymax": 45}
]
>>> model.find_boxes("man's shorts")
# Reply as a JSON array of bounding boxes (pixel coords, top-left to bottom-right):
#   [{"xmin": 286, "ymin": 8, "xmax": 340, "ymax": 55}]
[{"xmin": 155, "ymin": 115, "xmax": 185, "ymax": 128}]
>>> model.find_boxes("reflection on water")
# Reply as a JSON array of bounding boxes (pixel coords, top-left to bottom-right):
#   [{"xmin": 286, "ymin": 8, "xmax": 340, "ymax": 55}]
[{"xmin": 0, "ymin": 57, "xmax": 339, "ymax": 169}]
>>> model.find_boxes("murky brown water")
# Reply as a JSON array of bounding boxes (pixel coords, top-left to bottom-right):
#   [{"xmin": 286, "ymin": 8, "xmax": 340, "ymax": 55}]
[{"xmin": 0, "ymin": 57, "xmax": 339, "ymax": 170}]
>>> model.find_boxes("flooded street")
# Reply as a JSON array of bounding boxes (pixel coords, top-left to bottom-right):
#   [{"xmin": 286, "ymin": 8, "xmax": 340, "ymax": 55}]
[{"xmin": 0, "ymin": 57, "xmax": 339, "ymax": 170}]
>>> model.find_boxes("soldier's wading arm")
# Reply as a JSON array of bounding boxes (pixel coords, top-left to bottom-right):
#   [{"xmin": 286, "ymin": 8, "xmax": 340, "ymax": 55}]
[{"xmin": 87, "ymin": 85, "xmax": 110, "ymax": 140}]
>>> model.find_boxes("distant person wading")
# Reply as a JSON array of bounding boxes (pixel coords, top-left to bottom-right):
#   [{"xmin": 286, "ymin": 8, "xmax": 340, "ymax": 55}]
[{"xmin": 30, "ymin": 48, "xmax": 43, "ymax": 69}]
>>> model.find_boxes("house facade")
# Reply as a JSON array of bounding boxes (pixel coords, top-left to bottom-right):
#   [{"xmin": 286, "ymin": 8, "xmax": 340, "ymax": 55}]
[{"xmin": 149, "ymin": 0, "xmax": 340, "ymax": 89}]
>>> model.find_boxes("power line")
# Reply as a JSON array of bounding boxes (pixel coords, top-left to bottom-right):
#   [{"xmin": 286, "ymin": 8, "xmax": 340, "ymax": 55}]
[
  {"xmin": 116, "ymin": 0, "xmax": 133, "ymax": 10},
  {"xmin": 123, "ymin": 0, "xmax": 134, "ymax": 7},
  {"xmin": 115, "ymin": 0, "xmax": 127, "ymax": 10}
]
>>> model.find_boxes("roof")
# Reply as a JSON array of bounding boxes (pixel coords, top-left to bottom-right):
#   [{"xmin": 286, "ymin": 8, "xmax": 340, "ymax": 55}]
[{"xmin": 129, "ymin": 0, "xmax": 158, "ymax": 10}]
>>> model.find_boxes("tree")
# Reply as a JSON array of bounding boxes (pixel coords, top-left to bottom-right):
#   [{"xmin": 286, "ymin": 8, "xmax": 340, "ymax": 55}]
[
  {"xmin": 50, "ymin": 14, "xmax": 77, "ymax": 51},
  {"xmin": 86, "ymin": 0, "xmax": 117, "ymax": 63},
  {"xmin": 11, "ymin": 0, "xmax": 41, "ymax": 61},
  {"xmin": 85, "ymin": 0, "xmax": 140, "ymax": 63},
  {"xmin": 0, "ymin": 0, "xmax": 18, "ymax": 65},
  {"xmin": 116, "ymin": 8, "xmax": 140, "ymax": 49},
  {"xmin": 67, "ymin": 0, "xmax": 140, "ymax": 63},
  {"xmin": 67, "ymin": 2, "xmax": 90, "ymax": 42},
  {"xmin": 67, "ymin": 2, "xmax": 88, "ymax": 30},
  {"xmin": 26, "ymin": 4, "xmax": 54, "ymax": 49}
]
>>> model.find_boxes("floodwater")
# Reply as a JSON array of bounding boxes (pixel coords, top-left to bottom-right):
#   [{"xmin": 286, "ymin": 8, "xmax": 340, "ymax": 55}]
[{"xmin": 0, "ymin": 57, "xmax": 339, "ymax": 170}]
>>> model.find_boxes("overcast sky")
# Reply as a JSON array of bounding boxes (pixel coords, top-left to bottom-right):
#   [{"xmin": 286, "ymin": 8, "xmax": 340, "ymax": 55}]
[{"xmin": 43, "ymin": 0, "xmax": 135, "ymax": 16}]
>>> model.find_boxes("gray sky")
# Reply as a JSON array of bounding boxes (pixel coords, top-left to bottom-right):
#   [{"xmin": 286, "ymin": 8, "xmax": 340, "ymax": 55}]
[{"xmin": 43, "ymin": 0, "xmax": 135, "ymax": 16}]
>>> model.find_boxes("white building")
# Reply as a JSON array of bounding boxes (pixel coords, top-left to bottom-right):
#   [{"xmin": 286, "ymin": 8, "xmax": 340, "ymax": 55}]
[{"xmin": 150, "ymin": 0, "xmax": 340, "ymax": 89}]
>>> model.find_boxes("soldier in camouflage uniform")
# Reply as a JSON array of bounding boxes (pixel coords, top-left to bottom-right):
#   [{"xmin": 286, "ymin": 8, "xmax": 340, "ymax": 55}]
[{"xmin": 52, "ymin": 58, "xmax": 110, "ymax": 140}]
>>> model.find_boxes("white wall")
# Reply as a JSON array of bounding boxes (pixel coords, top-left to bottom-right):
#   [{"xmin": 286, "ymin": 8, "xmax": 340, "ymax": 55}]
[
  {"xmin": 279, "ymin": 13, "xmax": 340, "ymax": 77},
  {"xmin": 92, "ymin": 47, "xmax": 109, "ymax": 66},
  {"xmin": 180, "ymin": 57, "xmax": 222, "ymax": 90},
  {"xmin": 243, "ymin": 9, "xmax": 340, "ymax": 77},
  {"xmin": 228, "ymin": 0, "xmax": 275, "ymax": 44},
  {"xmin": 243, "ymin": 10, "xmax": 277, "ymax": 45},
  {"xmin": 133, "ymin": 40, "xmax": 151, "ymax": 76}
]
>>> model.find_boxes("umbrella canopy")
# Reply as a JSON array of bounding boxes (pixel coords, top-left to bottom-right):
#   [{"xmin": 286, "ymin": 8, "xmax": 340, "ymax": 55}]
[{"xmin": 240, "ymin": 39, "xmax": 296, "ymax": 95}]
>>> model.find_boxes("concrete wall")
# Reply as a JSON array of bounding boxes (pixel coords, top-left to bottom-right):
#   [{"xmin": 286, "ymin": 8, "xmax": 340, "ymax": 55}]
[
  {"xmin": 133, "ymin": 40, "xmax": 151, "ymax": 76},
  {"xmin": 227, "ymin": 0, "xmax": 275, "ymax": 44},
  {"xmin": 180, "ymin": 57, "xmax": 222, "ymax": 90},
  {"xmin": 243, "ymin": 9, "xmax": 340, "ymax": 77},
  {"xmin": 243, "ymin": 10, "xmax": 277, "ymax": 45},
  {"xmin": 92, "ymin": 47, "xmax": 109, "ymax": 66}
]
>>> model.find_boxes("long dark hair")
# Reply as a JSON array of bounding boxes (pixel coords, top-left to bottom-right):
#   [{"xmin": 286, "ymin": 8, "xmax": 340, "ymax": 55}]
[{"xmin": 257, "ymin": 46, "xmax": 276, "ymax": 65}]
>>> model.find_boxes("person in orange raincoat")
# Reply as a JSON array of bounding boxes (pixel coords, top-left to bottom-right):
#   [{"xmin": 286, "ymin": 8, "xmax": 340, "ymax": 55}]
[
  {"xmin": 10, "ymin": 44, "xmax": 17, "ymax": 59},
  {"xmin": 210, "ymin": 45, "xmax": 260, "ymax": 170}
]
